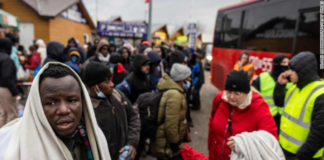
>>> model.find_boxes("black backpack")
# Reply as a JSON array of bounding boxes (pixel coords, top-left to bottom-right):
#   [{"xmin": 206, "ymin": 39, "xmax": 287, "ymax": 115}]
[{"xmin": 136, "ymin": 91, "xmax": 165, "ymax": 141}]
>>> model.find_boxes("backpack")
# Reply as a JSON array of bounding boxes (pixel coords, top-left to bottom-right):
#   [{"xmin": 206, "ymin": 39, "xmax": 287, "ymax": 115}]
[
  {"xmin": 136, "ymin": 91, "xmax": 164, "ymax": 141},
  {"xmin": 112, "ymin": 89, "xmax": 128, "ymax": 106},
  {"xmin": 33, "ymin": 57, "xmax": 42, "ymax": 78},
  {"xmin": 115, "ymin": 79, "xmax": 131, "ymax": 95}
]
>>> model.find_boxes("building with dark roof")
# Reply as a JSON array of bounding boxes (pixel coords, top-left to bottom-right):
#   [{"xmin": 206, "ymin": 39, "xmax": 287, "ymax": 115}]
[{"xmin": 0, "ymin": 0, "xmax": 95, "ymax": 48}]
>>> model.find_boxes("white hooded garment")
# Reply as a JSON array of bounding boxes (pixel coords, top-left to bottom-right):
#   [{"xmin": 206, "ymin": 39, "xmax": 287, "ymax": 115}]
[
  {"xmin": 35, "ymin": 39, "xmax": 47, "ymax": 65},
  {"xmin": 0, "ymin": 62, "xmax": 110, "ymax": 160}
]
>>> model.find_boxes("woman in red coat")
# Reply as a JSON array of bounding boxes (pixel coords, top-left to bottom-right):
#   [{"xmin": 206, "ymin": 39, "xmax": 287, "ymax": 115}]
[
  {"xmin": 24, "ymin": 45, "xmax": 41, "ymax": 70},
  {"xmin": 208, "ymin": 70, "xmax": 277, "ymax": 160}
]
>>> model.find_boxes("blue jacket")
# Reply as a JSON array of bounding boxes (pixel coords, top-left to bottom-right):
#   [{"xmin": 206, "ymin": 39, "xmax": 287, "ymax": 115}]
[{"xmin": 191, "ymin": 62, "xmax": 200, "ymax": 86}]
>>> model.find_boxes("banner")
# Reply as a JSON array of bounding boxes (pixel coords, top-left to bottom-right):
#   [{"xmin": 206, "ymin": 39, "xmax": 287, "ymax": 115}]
[{"xmin": 97, "ymin": 21, "xmax": 148, "ymax": 38}]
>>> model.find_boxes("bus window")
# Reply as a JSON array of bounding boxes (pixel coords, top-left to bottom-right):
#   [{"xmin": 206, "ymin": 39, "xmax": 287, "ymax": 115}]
[
  {"xmin": 241, "ymin": 0, "xmax": 299, "ymax": 53},
  {"xmin": 213, "ymin": 14, "xmax": 223, "ymax": 47},
  {"xmin": 214, "ymin": 11, "xmax": 242, "ymax": 48},
  {"xmin": 294, "ymin": 9, "xmax": 319, "ymax": 54}
]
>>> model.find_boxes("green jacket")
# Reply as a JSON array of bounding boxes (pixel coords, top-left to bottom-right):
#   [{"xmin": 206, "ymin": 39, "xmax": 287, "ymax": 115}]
[{"xmin": 151, "ymin": 74, "xmax": 188, "ymax": 160}]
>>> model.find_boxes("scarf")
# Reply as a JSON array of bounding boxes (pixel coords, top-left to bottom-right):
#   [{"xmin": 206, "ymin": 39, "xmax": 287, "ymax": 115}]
[
  {"xmin": 98, "ymin": 53, "xmax": 110, "ymax": 63},
  {"xmin": 78, "ymin": 123, "xmax": 94, "ymax": 160},
  {"xmin": 221, "ymin": 91, "xmax": 252, "ymax": 109}
]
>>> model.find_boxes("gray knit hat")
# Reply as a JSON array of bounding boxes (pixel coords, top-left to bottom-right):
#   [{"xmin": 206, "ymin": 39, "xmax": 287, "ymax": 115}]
[{"xmin": 170, "ymin": 64, "xmax": 191, "ymax": 81}]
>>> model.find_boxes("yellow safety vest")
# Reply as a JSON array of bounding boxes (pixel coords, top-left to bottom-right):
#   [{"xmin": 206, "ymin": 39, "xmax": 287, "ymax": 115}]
[
  {"xmin": 260, "ymin": 72, "xmax": 292, "ymax": 116},
  {"xmin": 279, "ymin": 81, "xmax": 324, "ymax": 158}
]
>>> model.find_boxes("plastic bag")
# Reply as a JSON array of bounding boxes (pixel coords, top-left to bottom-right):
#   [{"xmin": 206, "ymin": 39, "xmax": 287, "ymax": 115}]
[{"xmin": 17, "ymin": 66, "xmax": 28, "ymax": 81}]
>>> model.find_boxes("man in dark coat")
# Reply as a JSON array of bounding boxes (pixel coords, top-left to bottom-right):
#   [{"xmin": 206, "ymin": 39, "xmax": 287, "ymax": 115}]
[
  {"xmin": 253, "ymin": 54, "xmax": 289, "ymax": 132},
  {"xmin": 83, "ymin": 62, "xmax": 140, "ymax": 160},
  {"xmin": 165, "ymin": 50, "xmax": 186, "ymax": 75},
  {"xmin": 109, "ymin": 43, "xmax": 117, "ymax": 53},
  {"xmin": 253, "ymin": 55, "xmax": 289, "ymax": 91},
  {"xmin": 43, "ymin": 41, "xmax": 65, "ymax": 65},
  {"xmin": 274, "ymin": 52, "xmax": 324, "ymax": 160},
  {"xmin": 87, "ymin": 38, "xmax": 99, "ymax": 59},
  {"xmin": 0, "ymin": 38, "xmax": 18, "ymax": 128},
  {"xmin": 147, "ymin": 51, "xmax": 162, "ymax": 91},
  {"xmin": 118, "ymin": 55, "xmax": 151, "ymax": 104},
  {"xmin": 118, "ymin": 47, "xmax": 132, "ymax": 71}
]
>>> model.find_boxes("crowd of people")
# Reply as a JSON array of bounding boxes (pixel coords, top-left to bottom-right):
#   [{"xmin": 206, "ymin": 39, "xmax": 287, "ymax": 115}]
[
  {"xmin": 0, "ymin": 34, "xmax": 205, "ymax": 160},
  {"xmin": 0, "ymin": 32, "xmax": 323, "ymax": 160}
]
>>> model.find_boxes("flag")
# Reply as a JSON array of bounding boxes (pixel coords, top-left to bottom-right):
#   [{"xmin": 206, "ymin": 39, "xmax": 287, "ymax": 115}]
[{"xmin": 145, "ymin": 0, "xmax": 149, "ymax": 3}]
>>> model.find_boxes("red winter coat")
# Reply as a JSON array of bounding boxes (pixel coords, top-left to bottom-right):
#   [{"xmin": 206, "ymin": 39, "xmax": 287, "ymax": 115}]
[
  {"xmin": 208, "ymin": 91, "xmax": 278, "ymax": 160},
  {"xmin": 24, "ymin": 52, "xmax": 41, "ymax": 70}
]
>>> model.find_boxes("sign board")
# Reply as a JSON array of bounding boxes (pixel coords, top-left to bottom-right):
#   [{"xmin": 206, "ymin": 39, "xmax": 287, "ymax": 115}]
[
  {"xmin": 188, "ymin": 23, "xmax": 197, "ymax": 48},
  {"xmin": 175, "ymin": 36, "xmax": 188, "ymax": 45},
  {"xmin": 97, "ymin": 21, "xmax": 148, "ymax": 38},
  {"xmin": 0, "ymin": 9, "xmax": 19, "ymax": 27},
  {"xmin": 176, "ymin": 36, "xmax": 187, "ymax": 42},
  {"xmin": 154, "ymin": 32, "xmax": 167, "ymax": 40},
  {"xmin": 61, "ymin": 5, "xmax": 87, "ymax": 24}
]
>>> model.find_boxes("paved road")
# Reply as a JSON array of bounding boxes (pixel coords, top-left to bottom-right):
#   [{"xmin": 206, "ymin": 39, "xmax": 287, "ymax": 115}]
[
  {"xmin": 141, "ymin": 71, "xmax": 219, "ymax": 159},
  {"xmin": 187, "ymin": 70, "xmax": 219, "ymax": 156}
]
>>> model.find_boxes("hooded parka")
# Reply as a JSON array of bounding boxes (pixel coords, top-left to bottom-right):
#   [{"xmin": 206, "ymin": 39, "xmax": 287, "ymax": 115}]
[
  {"xmin": 43, "ymin": 41, "xmax": 65, "ymax": 65},
  {"xmin": 274, "ymin": 52, "xmax": 324, "ymax": 160},
  {"xmin": 119, "ymin": 55, "xmax": 151, "ymax": 103},
  {"xmin": 151, "ymin": 74, "xmax": 188, "ymax": 160}
]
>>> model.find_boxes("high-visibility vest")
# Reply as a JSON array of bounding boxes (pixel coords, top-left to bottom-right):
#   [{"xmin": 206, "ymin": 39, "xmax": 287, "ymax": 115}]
[
  {"xmin": 279, "ymin": 81, "xmax": 324, "ymax": 158},
  {"xmin": 260, "ymin": 72, "xmax": 292, "ymax": 116},
  {"xmin": 234, "ymin": 63, "xmax": 256, "ymax": 82}
]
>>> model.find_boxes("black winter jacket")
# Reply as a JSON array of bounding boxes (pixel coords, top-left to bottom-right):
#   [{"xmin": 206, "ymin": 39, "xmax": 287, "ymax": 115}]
[
  {"xmin": 118, "ymin": 47, "xmax": 132, "ymax": 72},
  {"xmin": 91, "ymin": 90, "xmax": 140, "ymax": 160},
  {"xmin": 113, "ymin": 65, "xmax": 128, "ymax": 86},
  {"xmin": 43, "ymin": 41, "xmax": 65, "ymax": 65},
  {"xmin": 87, "ymin": 46, "xmax": 97, "ymax": 59},
  {"xmin": 0, "ymin": 38, "xmax": 18, "ymax": 96},
  {"xmin": 273, "ymin": 52, "xmax": 324, "ymax": 160},
  {"xmin": 119, "ymin": 55, "xmax": 151, "ymax": 103}
]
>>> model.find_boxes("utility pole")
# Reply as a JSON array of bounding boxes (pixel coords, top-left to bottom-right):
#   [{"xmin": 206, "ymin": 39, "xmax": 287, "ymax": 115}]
[
  {"xmin": 96, "ymin": 0, "xmax": 98, "ymax": 25},
  {"xmin": 147, "ymin": 0, "xmax": 152, "ymax": 42},
  {"xmin": 190, "ymin": 0, "xmax": 193, "ymax": 22}
]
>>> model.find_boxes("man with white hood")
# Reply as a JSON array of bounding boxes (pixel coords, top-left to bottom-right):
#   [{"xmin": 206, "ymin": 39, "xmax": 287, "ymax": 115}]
[
  {"xmin": 0, "ymin": 62, "xmax": 110, "ymax": 160},
  {"xmin": 35, "ymin": 39, "xmax": 47, "ymax": 65}
]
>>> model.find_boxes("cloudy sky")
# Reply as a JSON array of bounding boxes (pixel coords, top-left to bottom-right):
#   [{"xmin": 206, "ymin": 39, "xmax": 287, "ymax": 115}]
[{"xmin": 83, "ymin": 0, "xmax": 240, "ymax": 34}]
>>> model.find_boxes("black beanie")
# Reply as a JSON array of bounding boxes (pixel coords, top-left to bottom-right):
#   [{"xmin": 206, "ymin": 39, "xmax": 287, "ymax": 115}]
[
  {"xmin": 225, "ymin": 70, "xmax": 250, "ymax": 93},
  {"xmin": 170, "ymin": 50, "xmax": 185, "ymax": 65},
  {"xmin": 83, "ymin": 61, "xmax": 112, "ymax": 87},
  {"xmin": 110, "ymin": 53, "xmax": 122, "ymax": 64}
]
